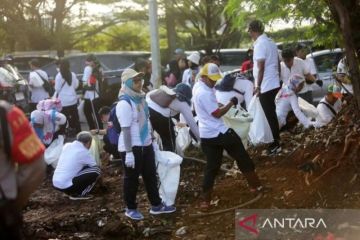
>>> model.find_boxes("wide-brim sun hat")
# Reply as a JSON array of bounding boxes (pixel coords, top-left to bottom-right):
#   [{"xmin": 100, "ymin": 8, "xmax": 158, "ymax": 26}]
[
  {"xmin": 121, "ymin": 68, "xmax": 144, "ymax": 83},
  {"xmin": 200, "ymin": 63, "xmax": 222, "ymax": 81}
]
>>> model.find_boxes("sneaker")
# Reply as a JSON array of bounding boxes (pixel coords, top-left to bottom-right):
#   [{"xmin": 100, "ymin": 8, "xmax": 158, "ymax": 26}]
[
  {"xmin": 267, "ymin": 142, "xmax": 282, "ymax": 156},
  {"xmin": 125, "ymin": 209, "xmax": 144, "ymax": 220},
  {"xmin": 149, "ymin": 203, "xmax": 176, "ymax": 215},
  {"xmin": 68, "ymin": 194, "xmax": 93, "ymax": 200}
]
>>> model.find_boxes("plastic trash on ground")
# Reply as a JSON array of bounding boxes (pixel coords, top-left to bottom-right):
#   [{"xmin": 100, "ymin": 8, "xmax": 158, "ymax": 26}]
[
  {"xmin": 175, "ymin": 126, "xmax": 192, "ymax": 156},
  {"xmin": 44, "ymin": 135, "xmax": 64, "ymax": 168},
  {"xmin": 298, "ymin": 97, "xmax": 318, "ymax": 119}
]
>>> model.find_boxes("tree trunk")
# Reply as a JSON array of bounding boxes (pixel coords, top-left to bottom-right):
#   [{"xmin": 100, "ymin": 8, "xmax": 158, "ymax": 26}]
[
  {"xmin": 329, "ymin": 0, "xmax": 360, "ymax": 110},
  {"xmin": 54, "ymin": 0, "xmax": 66, "ymax": 57},
  {"xmin": 165, "ymin": 0, "xmax": 177, "ymax": 62}
]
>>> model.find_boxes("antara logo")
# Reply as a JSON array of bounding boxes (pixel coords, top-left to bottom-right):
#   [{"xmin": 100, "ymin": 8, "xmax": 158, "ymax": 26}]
[{"xmin": 238, "ymin": 214, "xmax": 327, "ymax": 235}]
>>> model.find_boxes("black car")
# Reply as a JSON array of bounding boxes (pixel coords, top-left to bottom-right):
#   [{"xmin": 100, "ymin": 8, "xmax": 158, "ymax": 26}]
[
  {"xmin": 43, "ymin": 51, "xmax": 151, "ymax": 106},
  {"xmin": 0, "ymin": 62, "xmax": 30, "ymax": 113}
]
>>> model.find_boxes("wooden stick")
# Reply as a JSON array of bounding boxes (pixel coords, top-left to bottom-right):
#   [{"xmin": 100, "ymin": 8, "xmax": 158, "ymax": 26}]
[
  {"xmin": 312, "ymin": 161, "xmax": 340, "ymax": 183},
  {"xmin": 189, "ymin": 193, "xmax": 262, "ymax": 218}
]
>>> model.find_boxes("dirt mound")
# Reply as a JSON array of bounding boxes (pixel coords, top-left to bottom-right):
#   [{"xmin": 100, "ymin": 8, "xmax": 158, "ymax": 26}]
[{"xmin": 23, "ymin": 101, "xmax": 360, "ymax": 239}]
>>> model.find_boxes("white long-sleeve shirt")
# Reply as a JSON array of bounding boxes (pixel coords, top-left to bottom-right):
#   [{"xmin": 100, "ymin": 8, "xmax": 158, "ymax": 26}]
[
  {"xmin": 82, "ymin": 65, "xmax": 99, "ymax": 100},
  {"xmin": 55, "ymin": 72, "xmax": 79, "ymax": 106},
  {"xmin": 53, "ymin": 141, "xmax": 97, "ymax": 189},
  {"xmin": 314, "ymin": 97, "xmax": 342, "ymax": 127}
]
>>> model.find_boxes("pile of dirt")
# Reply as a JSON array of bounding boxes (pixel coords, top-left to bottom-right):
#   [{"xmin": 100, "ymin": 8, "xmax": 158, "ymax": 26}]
[{"xmin": 23, "ymin": 101, "xmax": 360, "ymax": 239}]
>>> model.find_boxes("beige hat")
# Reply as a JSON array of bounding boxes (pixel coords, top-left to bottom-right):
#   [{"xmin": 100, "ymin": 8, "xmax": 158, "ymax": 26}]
[
  {"xmin": 121, "ymin": 68, "xmax": 144, "ymax": 83},
  {"xmin": 187, "ymin": 52, "xmax": 200, "ymax": 65}
]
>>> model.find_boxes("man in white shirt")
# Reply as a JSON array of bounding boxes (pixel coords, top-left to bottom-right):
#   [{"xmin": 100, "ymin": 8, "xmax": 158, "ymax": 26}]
[
  {"xmin": 53, "ymin": 132, "xmax": 100, "ymax": 200},
  {"xmin": 28, "ymin": 59, "xmax": 50, "ymax": 112},
  {"xmin": 313, "ymin": 84, "xmax": 342, "ymax": 128},
  {"xmin": 295, "ymin": 44, "xmax": 319, "ymax": 104},
  {"xmin": 193, "ymin": 63, "xmax": 265, "ymax": 209},
  {"xmin": 336, "ymin": 57, "xmax": 353, "ymax": 94},
  {"xmin": 248, "ymin": 20, "xmax": 281, "ymax": 155}
]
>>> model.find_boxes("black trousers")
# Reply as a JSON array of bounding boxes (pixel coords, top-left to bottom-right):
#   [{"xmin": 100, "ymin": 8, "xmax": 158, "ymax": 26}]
[
  {"xmin": 120, "ymin": 145, "xmax": 162, "ymax": 210},
  {"xmin": 201, "ymin": 128, "xmax": 255, "ymax": 193},
  {"xmin": 56, "ymin": 166, "xmax": 100, "ymax": 196},
  {"xmin": 84, "ymin": 98, "xmax": 103, "ymax": 130},
  {"xmin": 103, "ymin": 135, "xmax": 120, "ymax": 159},
  {"xmin": 259, "ymin": 88, "xmax": 280, "ymax": 142},
  {"xmin": 149, "ymin": 107, "xmax": 176, "ymax": 152},
  {"xmin": 61, "ymin": 104, "xmax": 81, "ymax": 134}
]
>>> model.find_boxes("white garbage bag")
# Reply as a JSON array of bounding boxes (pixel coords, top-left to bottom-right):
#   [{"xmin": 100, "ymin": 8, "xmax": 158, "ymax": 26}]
[
  {"xmin": 155, "ymin": 149, "xmax": 183, "ymax": 206},
  {"xmin": 298, "ymin": 97, "xmax": 318, "ymax": 119},
  {"xmin": 222, "ymin": 107, "xmax": 253, "ymax": 148},
  {"xmin": 248, "ymin": 96, "xmax": 274, "ymax": 145},
  {"xmin": 89, "ymin": 134, "xmax": 102, "ymax": 166},
  {"xmin": 175, "ymin": 126, "xmax": 192, "ymax": 156},
  {"xmin": 78, "ymin": 100, "xmax": 87, "ymax": 123},
  {"xmin": 44, "ymin": 135, "xmax": 64, "ymax": 168}
]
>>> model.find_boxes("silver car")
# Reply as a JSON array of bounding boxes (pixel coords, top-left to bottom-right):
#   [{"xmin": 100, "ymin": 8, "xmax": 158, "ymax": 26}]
[{"xmin": 306, "ymin": 48, "xmax": 344, "ymax": 104}]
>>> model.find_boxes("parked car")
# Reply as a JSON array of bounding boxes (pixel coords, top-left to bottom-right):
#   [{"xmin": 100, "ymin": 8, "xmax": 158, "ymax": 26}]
[
  {"xmin": 0, "ymin": 61, "xmax": 30, "ymax": 113},
  {"xmin": 43, "ymin": 51, "xmax": 151, "ymax": 106},
  {"xmin": 306, "ymin": 48, "xmax": 344, "ymax": 104},
  {"xmin": 217, "ymin": 48, "xmax": 249, "ymax": 72}
]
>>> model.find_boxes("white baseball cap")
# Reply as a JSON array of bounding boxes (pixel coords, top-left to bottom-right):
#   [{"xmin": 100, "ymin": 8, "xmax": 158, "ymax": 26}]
[
  {"xmin": 187, "ymin": 52, "xmax": 200, "ymax": 65},
  {"xmin": 121, "ymin": 68, "xmax": 144, "ymax": 83}
]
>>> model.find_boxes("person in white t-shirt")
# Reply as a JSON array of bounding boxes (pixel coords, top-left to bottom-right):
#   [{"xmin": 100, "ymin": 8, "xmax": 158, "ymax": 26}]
[
  {"xmin": 117, "ymin": 68, "xmax": 176, "ymax": 220},
  {"xmin": 215, "ymin": 71, "xmax": 254, "ymax": 110},
  {"xmin": 193, "ymin": 63, "xmax": 265, "ymax": 209},
  {"xmin": 82, "ymin": 54, "xmax": 103, "ymax": 130},
  {"xmin": 276, "ymin": 74, "xmax": 313, "ymax": 129},
  {"xmin": 55, "ymin": 59, "xmax": 81, "ymax": 134},
  {"xmin": 53, "ymin": 132, "xmax": 101, "ymax": 200},
  {"xmin": 28, "ymin": 59, "xmax": 50, "ymax": 112},
  {"xmin": 295, "ymin": 44, "xmax": 319, "ymax": 104},
  {"xmin": 182, "ymin": 52, "xmax": 200, "ymax": 88},
  {"xmin": 146, "ymin": 83, "xmax": 200, "ymax": 151},
  {"xmin": 313, "ymin": 84, "xmax": 342, "ymax": 128},
  {"xmin": 248, "ymin": 20, "xmax": 281, "ymax": 155},
  {"xmin": 336, "ymin": 56, "xmax": 354, "ymax": 94}
]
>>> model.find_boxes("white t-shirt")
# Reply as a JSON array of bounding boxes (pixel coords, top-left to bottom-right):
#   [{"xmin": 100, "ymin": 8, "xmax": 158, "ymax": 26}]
[
  {"xmin": 215, "ymin": 78, "xmax": 254, "ymax": 110},
  {"xmin": 82, "ymin": 65, "xmax": 99, "ymax": 100},
  {"xmin": 337, "ymin": 58, "xmax": 353, "ymax": 94},
  {"xmin": 116, "ymin": 99, "xmax": 152, "ymax": 151},
  {"xmin": 182, "ymin": 68, "xmax": 193, "ymax": 87},
  {"xmin": 301, "ymin": 57, "xmax": 317, "ymax": 93},
  {"xmin": 55, "ymin": 72, "xmax": 79, "ymax": 106},
  {"xmin": 280, "ymin": 57, "xmax": 310, "ymax": 94},
  {"xmin": 314, "ymin": 97, "xmax": 342, "ymax": 127},
  {"xmin": 53, "ymin": 141, "xmax": 97, "ymax": 189},
  {"xmin": 28, "ymin": 70, "xmax": 50, "ymax": 103},
  {"xmin": 193, "ymin": 81, "xmax": 228, "ymax": 138},
  {"xmin": 253, "ymin": 34, "xmax": 280, "ymax": 93}
]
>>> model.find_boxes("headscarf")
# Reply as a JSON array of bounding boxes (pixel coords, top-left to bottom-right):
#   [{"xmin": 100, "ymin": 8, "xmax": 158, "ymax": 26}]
[{"xmin": 119, "ymin": 78, "xmax": 149, "ymax": 144}]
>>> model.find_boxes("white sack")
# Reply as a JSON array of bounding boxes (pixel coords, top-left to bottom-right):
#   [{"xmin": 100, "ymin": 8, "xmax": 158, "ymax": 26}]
[
  {"xmin": 298, "ymin": 97, "xmax": 318, "ymax": 119},
  {"xmin": 44, "ymin": 135, "xmax": 64, "ymax": 168},
  {"xmin": 175, "ymin": 126, "xmax": 192, "ymax": 156}
]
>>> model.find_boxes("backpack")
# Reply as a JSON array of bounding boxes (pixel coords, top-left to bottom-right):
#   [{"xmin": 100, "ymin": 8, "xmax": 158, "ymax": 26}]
[
  {"xmin": 35, "ymin": 71, "xmax": 55, "ymax": 96},
  {"xmin": 107, "ymin": 95, "xmax": 131, "ymax": 145},
  {"xmin": 215, "ymin": 71, "xmax": 245, "ymax": 95}
]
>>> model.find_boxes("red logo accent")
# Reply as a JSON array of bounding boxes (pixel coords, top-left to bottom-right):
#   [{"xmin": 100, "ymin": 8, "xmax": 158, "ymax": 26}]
[{"xmin": 238, "ymin": 214, "xmax": 259, "ymax": 235}]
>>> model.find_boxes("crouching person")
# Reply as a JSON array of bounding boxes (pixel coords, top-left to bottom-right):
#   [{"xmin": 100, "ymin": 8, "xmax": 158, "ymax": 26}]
[
  {"xmin": 117, "ymin": 69, "xmax": 176, "ymax": 220},
  {"xmin": 52, "ymin": 132, "xmax": 100, "ymax": 200}
]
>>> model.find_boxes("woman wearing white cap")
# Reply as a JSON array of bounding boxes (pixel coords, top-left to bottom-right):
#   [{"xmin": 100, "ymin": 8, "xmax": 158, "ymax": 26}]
[
  {"xmin": 182, "ymin": 52, "xmax": 200, "ymax": 88},
  {"xmin": 116, "ymin": 68, "xmax": 176, "ymax": 220},
  {"xmin": 146, "ymin": 83, "xmax": 200, "ymax": 152}
]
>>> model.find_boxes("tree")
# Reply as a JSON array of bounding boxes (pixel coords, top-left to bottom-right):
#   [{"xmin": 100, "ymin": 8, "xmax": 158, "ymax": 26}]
[{"xmin": 225, "ymin": 0, "xmax": 360, "ymax": 110}]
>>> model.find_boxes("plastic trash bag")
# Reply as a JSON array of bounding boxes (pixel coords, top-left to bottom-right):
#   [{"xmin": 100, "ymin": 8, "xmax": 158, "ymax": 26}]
[
  {"xmin": 44, "ymin": 135, "xmax": 64, "ymax": 168},
  {"xmin": 298, "ymin": 97, "xmax": 318, "ymax": 119},
  {"xmin": 248, "ymin": 96, "xmax": 274, "ymax": 145},
  {"xmin": 155, "ymin": 149, "xmax": 183, "ymax": 206},
  {"xmin": 175, "ymin": 126, "xmax": 192, "ymax": 156},
  {"xmin": 222, "ymin": 107, "xmax": 253, "ymax": 148},
  {"xmin": 89, "ymin": 134, "xmax": 102, "ymax": 166},
  {"xmin": 78, "ymin": 100, "xmax": 86, "ymax": 123}
]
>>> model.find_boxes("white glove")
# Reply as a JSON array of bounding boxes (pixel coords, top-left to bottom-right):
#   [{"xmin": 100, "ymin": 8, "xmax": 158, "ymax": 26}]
[{"xmin": 125, "ymin": 152, "xmax": 135, "ymax": 168}]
